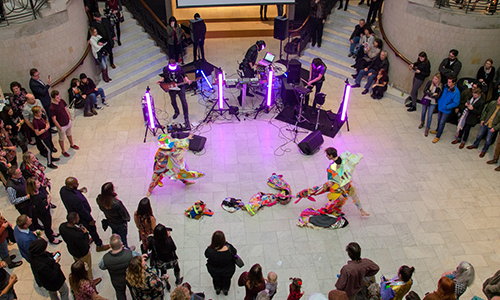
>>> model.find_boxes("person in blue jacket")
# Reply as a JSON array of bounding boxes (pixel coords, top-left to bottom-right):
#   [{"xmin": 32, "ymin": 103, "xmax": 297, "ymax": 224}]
[{"xmin": 431, "ymin": 75, "xmax": 460, "ymax": 143}]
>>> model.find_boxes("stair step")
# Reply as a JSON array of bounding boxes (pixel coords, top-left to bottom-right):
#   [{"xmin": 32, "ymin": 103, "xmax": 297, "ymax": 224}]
[
  {"xmin": 113, "ymin": 39, "xmax": 156, "ymax": 60},
  {"xmin": 106, "ymin": 53, "xmax": 166, "ymax": 87},
  {"xmin": 120, "ymin": 26, "xmax": 144, "ymax": 40},
  {"xmin": 119, "ymin": 32, "xmax": 149, "ymax": 47},
  {"xmin": 112, "ymin": 47, "xmax": 162, "ymax": 70},
  {"xmin": 120, "ymin": 18, "xmax": 139, "ymax": 31}
]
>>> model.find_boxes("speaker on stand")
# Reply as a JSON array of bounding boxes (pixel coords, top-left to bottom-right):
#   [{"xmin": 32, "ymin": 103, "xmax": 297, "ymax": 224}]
[{"xmin": 274, "ymin": 16, "xmax": 289, "ymax": 60}]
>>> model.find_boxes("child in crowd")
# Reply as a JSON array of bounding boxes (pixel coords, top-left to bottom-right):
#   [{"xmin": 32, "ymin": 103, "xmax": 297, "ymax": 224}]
[
  {"xmin": 266, "ymin": 271, "xmax": 278, "ymax": 299},
  {"xmin": 288, "ymin": 277, "xmax": 304, "ymax": 300}
]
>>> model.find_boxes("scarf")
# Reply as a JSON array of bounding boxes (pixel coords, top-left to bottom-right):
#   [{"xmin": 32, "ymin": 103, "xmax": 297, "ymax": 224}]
[{"xmin": 457, "ymin": 95, "xmax": 480, "ymax": 132}]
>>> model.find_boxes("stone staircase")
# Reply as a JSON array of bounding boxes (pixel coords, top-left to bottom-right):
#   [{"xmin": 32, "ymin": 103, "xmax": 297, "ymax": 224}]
[
  {"xmin": 298, "ymin": 3, "xmax": 405, "ymax": 103},
  {"xmin": 99, "ymin": 9, "xmax": 166, "ymax": 100}
]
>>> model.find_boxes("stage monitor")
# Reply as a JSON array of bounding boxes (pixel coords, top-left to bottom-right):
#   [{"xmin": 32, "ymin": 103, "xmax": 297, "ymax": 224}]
[{"xmin": 177, "ymin": 0, "xmax": 294, "ymax": 8}]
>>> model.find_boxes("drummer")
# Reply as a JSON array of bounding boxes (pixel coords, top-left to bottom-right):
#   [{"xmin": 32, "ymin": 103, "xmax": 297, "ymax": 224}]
[{"xmin": 305, "ymin": 58, "xmax": 327, "ymax": 107}]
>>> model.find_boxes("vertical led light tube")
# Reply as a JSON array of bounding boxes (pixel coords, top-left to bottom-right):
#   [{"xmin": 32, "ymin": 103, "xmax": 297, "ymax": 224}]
[
  {"xmin": 218, "ymin": 73, "xmax": 223, "ymax": 109},
  {"xmin": 267, "ymin": 70, "xmax": 273, "ymax": 107},
  {"xmin": 200, "ymin": 70, "xmax": 213, "ymax": 90},
  {"xmin": 145, "ymin": 91, "xmax": 155, "ymax": 129},
  {"xmin": 341, "ymin": 84, "xmax": 351, "ymax": 122}
]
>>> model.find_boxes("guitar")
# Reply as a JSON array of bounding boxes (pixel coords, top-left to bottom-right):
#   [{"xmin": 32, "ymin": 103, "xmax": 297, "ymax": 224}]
[{"xmin": 159, "ymin": 77, "xmax": 202, "ymax": 92}]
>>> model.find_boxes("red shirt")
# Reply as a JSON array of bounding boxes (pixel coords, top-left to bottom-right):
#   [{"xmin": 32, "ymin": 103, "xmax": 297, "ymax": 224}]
[
  {"xmin": 49, "ymin": 99, "xmax": 70, "ymax": 127},
  {"xmin": 32, "ymin": 117, "xmax": 50, "ymax": 139}
]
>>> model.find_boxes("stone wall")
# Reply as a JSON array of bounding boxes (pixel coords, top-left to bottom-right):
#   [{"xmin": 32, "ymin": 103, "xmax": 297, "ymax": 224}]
[
  {"xmin": 0, "ymin": 0, "xmax": 99, "ymax": 99},
  {"xmin": 381, "ymin": 0, "xmax": 500, "ymax": 94}
]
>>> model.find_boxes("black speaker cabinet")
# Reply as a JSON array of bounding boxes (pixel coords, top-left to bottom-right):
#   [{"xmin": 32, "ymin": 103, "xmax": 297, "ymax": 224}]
[
  {"xmin": 171, "ymin": 132, "xmax": 207, "ymax": 153},
  {"xmin": 274, "ymin": 16, "xmax": 289, "ymax": 41},
  {"xmin": 281, "ymin": 77, "xmax": 298, "ymax": 107},
  {"xmin": 298, "ymin": 130, "xmax": 324, "ymax": 155},
  {"xmin": 288, "ymin": 59, "xmax": 301, "ymax": 85}
]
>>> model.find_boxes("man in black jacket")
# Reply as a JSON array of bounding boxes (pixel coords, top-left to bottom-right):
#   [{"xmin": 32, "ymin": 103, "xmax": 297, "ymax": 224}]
[
  {"xmin": 59, "ymin": 177, "xmax": 110, "ymax": 252},
  {"xmin": 438, "ymin": 49, "xmax": 462, "ymax": 85},
  {"xmin": 348, "ymin": 19, "xmax": 367, "ymax": 57},
  {"xmin": 190, "ymin": 13, "xmax": 206, "ymax": 62},
  {"xmin": 59, "ymin": 212, "xmax": 102, "ymax": 284},
  {"xmin": 310, "ymin": 0, "xmax": 327, "ymax": 48},
  {"xmin": 89, "ymin": 11, "xmax": 116, "ymax": 68},
  {"xmin": 352, "ymin": 50, "xmax": 389, "ymax": 92},
  {"xmin": 237, "ymin": 40, "xmax": 265, "ymax": 105},
  {"xmin": 29, "ymin": 68, "xmax": 56, "ymax": 129}
]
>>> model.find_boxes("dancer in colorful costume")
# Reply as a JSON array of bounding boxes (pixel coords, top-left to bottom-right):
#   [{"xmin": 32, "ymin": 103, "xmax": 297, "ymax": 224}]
[
  {"xmin": 297, "ymin": 147, "xmax": 368, "ymax": 229},
  {"xmin": 147, "ymin": 133, "xmax": 204, "ymax": 196}
]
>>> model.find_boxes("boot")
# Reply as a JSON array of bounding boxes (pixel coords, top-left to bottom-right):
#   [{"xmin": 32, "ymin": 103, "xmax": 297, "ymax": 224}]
[
  {"xmin": 174, "ymin": 270, "xmax": 183, "ymax": 285},
  {"xmin": 3, "ymin": 256, "xmax": 22, "ymax": 268},
  {"xmin": 424, "ymin": 127, "xmax": 429, "ymax": 137},
  {"xmin": 418, "ymin": 121, "xmax": 424, "ymax": 129},
  {"xmin": 103, "ymin": 68, "xmax": 112, "ymax": 82}
]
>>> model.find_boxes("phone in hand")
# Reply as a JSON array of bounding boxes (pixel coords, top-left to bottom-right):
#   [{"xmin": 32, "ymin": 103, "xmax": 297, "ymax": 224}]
[{"xmin": 53, "ymin": 252, "xmax": 61, "ymax": 260}]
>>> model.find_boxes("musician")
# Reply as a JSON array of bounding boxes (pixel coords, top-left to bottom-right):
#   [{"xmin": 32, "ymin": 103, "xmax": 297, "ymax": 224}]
[
  {"xmin": 157, "ymin": 59, "xmax": 192, "ymax": 127},
  {"xmin": 306, "ymin": 58, "xmax": 327, "ymax": 107},
  {"xmin": 238, "ymin": 40, "xmax": 266, "ymax": 105}
]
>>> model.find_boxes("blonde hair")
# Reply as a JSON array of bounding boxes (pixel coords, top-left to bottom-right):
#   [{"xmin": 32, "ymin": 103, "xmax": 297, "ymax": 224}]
[
  {"xmin": 170, "ymin": 286, "xmax": 190, "ymax": 300},
  {"xmin": 268, "ymin": 271, "xmax": 277, "ymax": 283},
  {"xmin": 31, "ymin": 105, "xmax": 42, "ymax": 115},
  {"xmin": 22, "ymin": 151, "xmax": 34, "ymax": 166},
  {"xmin": 25, "ymin": 177, "xmax": 38, "ymax": 196},
  {"xmin": 126, "ymin": 256, "xmax": 145, "ymax": 288}
]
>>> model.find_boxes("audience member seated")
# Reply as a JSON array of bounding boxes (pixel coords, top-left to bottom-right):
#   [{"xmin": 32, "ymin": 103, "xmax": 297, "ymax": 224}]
[
  {"xmin": 12, "ymin": 215, "xmax": 37, "ymax": 261},
  {"xmin": 0, "ymin": 212, "xmax": 22, "ymax": 268},
  {"xmin": 442, "ymin": 261, "xmax": 475, "ymax": 300},
  {"xmin": 348, "ymin": 19, "xmax": 367, "ymax": 58},
  {"xmin": 368, "ymin": 69, "xmax": 388, "ymax": 99},
  {"xmin": 452, "ymin": 87, "xmax": 485, "ymax": 149},
  {"xmin": 1, "ymin": 106, "xmax": 28, "ymax": 154},
  {"xmin": 487, "ymin": 130, "xmax": 500, "ymax": 171},
  {"xmin": 466, "ymin": 95, "xmax": 500, "ymax": 157},
  {"xmin": 492, "ymin": 81, "xmax": 500, "ymax": 103},
  {"xmin": 423, "ymin": 276, "xmax": 456, "ymax": 300},
  {"xmin": 477, "ymin": 58, "xmax": 496, "ymax": 94},
  {"xmin": 68, "ymin": 78, "xmax": 94, "ymax": 117},
  {"xmin": 69, "ymin": 260, "xmax": 106, "ymax": 300},
  {"xmin": 352, "ymin": 50, "xmax": 389, "ymax": 91},
  {"xmin": 0, "ymin": 261, "xmax": 18, "ymax": 299},
  {"xmin": 438, "ymin": 49, "xmax": 462, "ymax": 85},
  {"xmin": 380, "ymin": 266, "xmax": 414, "ymax": 300},
  {"xmin": 407, "ymin": 52, "xmax": 431, "ymax": 112},
  {"xmin": 89, "ymin": 27, "xmax": 112, "ymax": 83},
  {"xmin": 430, "ymin": 76, "xmax": 460, "ymax": 144},
  {"xmin": 79, "ymin": 73, "xmax": 108, "ymax": 109},
  {"xmin": 0, "ymin": 149, "xmax": 11, "ymax": 187},
  {"xmin": 352, "ymin": 28, "xmax": 376, "ymax": 68}
]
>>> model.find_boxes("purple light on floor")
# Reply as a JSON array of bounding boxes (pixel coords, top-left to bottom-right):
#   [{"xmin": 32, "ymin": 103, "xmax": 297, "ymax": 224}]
[
  {"xmin": 267, "ymin": 70, "xmax": 273, "ymax": 106},
  {"xmin": 341, "ymin": 84, "xmax": 351, "ymax": 122},
  {"xmin": 145, "ymin": 91, "xmax": 155, "ymax": 129},
  {"xmin": 218, "ymin": 73, "xmax": 223, "ymax": 109}
]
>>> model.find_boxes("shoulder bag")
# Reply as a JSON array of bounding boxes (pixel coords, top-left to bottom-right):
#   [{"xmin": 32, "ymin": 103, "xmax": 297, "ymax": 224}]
[{"xmin": 228, "ymin": 244, "xmax": 244, "ymax": 268}]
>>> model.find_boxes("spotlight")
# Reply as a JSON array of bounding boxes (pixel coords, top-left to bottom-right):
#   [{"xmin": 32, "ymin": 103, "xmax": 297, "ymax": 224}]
[{"xmin": 267, "ymin": 70, "xmax": 273, "ymax": 107}]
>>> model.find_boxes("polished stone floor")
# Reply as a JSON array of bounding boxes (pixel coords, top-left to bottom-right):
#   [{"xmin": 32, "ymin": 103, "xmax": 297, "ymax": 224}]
[{"xmin": 2, "ymin": 36, "xmax": 499, "ymax": 300}]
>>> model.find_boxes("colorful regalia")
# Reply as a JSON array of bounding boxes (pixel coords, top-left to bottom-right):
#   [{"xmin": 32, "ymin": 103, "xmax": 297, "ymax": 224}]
[{"xmin": 147, "ymin": 134, "xmax": 204, "ymax": 194}]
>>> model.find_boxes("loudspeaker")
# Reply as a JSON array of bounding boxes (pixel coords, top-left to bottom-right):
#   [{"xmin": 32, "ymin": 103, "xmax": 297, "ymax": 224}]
[
  {"xmin": 298, "ymin": 130, "xmax": 324, "ymax": 155},
  {"xmin": 190, "ymin": 18, "xmax": 206, "ymax": 41},
  {"xmin": 171, "ymin": 132, "xmax": 207, "ymax": 153},
  {"xmin": 288, "ymin": 59, "xmax": 301, "ymax": 85},
  {"xmin": 274, "ymin": 16, "xmax": 289, "ymax": 41},
  {"xmin": 281, "ymin": 78, "xmax": 298, "ymax": 107}
]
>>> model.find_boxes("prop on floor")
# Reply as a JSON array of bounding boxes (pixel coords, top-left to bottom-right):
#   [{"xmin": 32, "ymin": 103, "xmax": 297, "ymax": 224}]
[
  {"xmin": 185, "ymin": 200, "xmax": 213, "ymax": 219},
  {"xmin": 267, "ymin": 173, "xmax": 292, "ymax": 204},
  {"xmin": 221, "ymin": 197, "xmax": 244, "ymax": 213}
]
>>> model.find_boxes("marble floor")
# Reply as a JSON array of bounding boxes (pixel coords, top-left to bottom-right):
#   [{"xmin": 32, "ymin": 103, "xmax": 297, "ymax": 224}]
[{"xmin": 2, "ymin": 36, "xmax": 500, "ymax": 300}]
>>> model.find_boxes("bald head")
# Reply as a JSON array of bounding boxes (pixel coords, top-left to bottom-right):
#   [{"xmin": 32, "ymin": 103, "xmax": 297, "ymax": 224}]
[
  {"xmin": 26, "ymin": 93, "xmax": 35, "ymax": 104},
  {"xmin": 65, "ymin": 177, "xmax": 78, "ymax": 189}
]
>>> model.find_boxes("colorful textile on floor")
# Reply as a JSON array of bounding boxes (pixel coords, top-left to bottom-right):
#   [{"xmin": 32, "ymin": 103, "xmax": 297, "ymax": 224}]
[
  {"xmin": 267, "ymin": 173, "xmax": 292, "ymax": 204},
  {"xmin": 147, "ymin": 134, "xmax": 205, "ymax": 193},
  {"xmin": 297, "ymin": 203, "xmax": 349, "ymax": 230},
  {"xmin": 185, "ymin": 200, "xmax": 213, "ymax": 219},
  {"xmin": 244, "ymin": 192, "xmax": 278, "ymax": 216},
  {"xmin": 221, "ymin": 197, "xmax": 245, "ymax": 213}
]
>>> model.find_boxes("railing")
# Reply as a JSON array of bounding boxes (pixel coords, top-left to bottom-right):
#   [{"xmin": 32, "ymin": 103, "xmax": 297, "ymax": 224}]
[
  {"xmin": 377, "ymin": 6, "xmax": 411, "ymax": 65},
  {"xmin": 284, "ymin": 15, "xmax": 311, "ymax": 57},
  {"xmin": 0, "ymin": 0, "xmax": 49, "ymax": 26},
  {"xmin": 51, "ymin": 11, "xmax": 93, "ymax": 87},
  {"xmin": 121, "ymin": 0, "xmax": 169, "ymax": 54},
  {"xmin": 435, "ymin": 0, "xmax": 498, "ymax": 14}
]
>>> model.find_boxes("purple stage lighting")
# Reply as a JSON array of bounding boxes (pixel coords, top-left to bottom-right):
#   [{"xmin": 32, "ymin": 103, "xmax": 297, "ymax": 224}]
[
  {"xmin": 168, "ymin": 63, "xmax": 177, "ymax": 71},
  {"xmin": 267, "ymin": 70, "xmax": 273, "ymax": 106},
  {"xmin": 200, "ymin": 70, "xmax": 213, "ymax": 90},
  {"xmin": 341, "ymin": 84, "xmax": 351, "ymax": 122},
  {"xmin": 145, "ymin": 91, "xmax": 155, "ymax": 129},
  {"xmin": 218, "ymin": 72, "xmax": 223, "ymax": 109}
]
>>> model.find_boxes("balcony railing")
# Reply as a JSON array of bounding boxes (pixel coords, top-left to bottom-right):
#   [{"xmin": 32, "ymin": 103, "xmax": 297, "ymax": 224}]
[
  {"xmin": 435, "ymin": 0, "xmax": 498, "ymax": 14},
  {"xmin": 0, "ymin": 0, "xmax": 49, "ymax": 26}
]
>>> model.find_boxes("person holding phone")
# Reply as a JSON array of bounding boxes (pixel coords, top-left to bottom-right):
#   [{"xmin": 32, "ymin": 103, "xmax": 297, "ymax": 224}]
[
  {"xmin": 28, "ymin": 238, "xmax": 70, "ymax": 300},
  {"xmin": 407, "ymin": 52, "xmax": 431, "ymax": 112}
]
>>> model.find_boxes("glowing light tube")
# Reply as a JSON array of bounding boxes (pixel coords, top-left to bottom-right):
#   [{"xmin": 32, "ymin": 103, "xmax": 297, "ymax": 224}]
[
  {"xmin": 267, "ymin": 70, "xmax": 273, "ymax": 107},
  {"xmin": 200, "ymin": 70, "xmax": 213, "ymax": 90},
  {"xmin": 145, "ymin": 91, "xmax": 155, "ymax": 129},
  {"xmin": 218, "ymin": 73, "xmax": 223, "ymax": 109},
  {"xmin": 341, "ymin": 85, "xmax": 350, "ymax": 122}
]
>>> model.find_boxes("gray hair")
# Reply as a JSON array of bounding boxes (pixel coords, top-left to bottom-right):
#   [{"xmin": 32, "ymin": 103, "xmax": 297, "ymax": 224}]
[
  {"xmin": 256, "ymin": 290, "xmax": 270, "ymax": 300},
  {"xmin": 381, "ymin": 50, "xmax": 388, "ymax": 56},
  {"xmin": 455, "ymin": 261, "xmax": 475, "ymax": 286}
]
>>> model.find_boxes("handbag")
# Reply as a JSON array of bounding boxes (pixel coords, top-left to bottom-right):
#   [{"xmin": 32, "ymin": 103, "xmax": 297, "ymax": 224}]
[
  {"xmin": 228, "ymin": 244, "xmax": 244, "ymax": 268},
  {"xmin": 152, "ymin": 242, "xmax": 178, "ymax": 271},
  {"xmin": 420, "ymin": 95, "xmax": 431, "ymax": 106}
]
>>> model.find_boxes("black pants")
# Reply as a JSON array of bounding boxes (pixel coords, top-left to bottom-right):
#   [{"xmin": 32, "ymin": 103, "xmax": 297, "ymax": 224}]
[
  {"xmin": 114, "ymin": 283, "xmax": 129, "ymax": 300},
  {"xmin": 211, "ymin": 274, "xmax": 232, "ymax": 292},
  {"xmin": 106, "ymin": 43, "xmax": 115, "ymax": 65},
  {"xmin": 169, "ymin": 44, "xmax": 183, "ymax": 62},
  {"xmin": 169, "ymin": 86, "xmax": 189, "ymax": 123},
  {"xmin": 80, "ymin": 219, "xmax": 103, "ymax": 247},
  {"xmin": 238, "ymin": 65, "xmax": 254, "ymax": 105},
  {"xmin": 367, "ymin": 1, "xmax": 380, "ymax": 24},
  {"xmin": 158, "ymin": 260, "xmax": 182, "ymax": 283},
  {"xmin": 115, "ymin": 18, "xmax": 121, "ymax": 43},
  {"xmin": 43, "ymin": 105, "xmax": 55, "ymax": 128},
  {"xmin": 372, "ymin": 85, "xmax": 387, "ymax": 98},
  {"xmin": 15, "ymin": 202, "xmax": 40, "ymax": 231},
  {"xmin": 458, "ymin": 123, "xmax": 474, "ymax": 142},
  {"xmin": 38, "ymin": 209, "xmax": 55, "ymax": 243},
  {"xmin": 305, "ymin": 82, "xmax": 324, "ymax": 107},
  {"xmin": 311, "ymin": 17, "xmax": 324, "ymax": 46},
  {"xmin": 260, "ymin": 5, "xmax": 267, "ymax": 19},
  {"xmin": 193, "ymin": 39, "xmax": 205, "ymax": 61},
  {"xmin": 338, "ymin": 0, "xmax": 349, "ymax": 9},
  {"xmin": 37, "ymin": 135, "xmax": 54, "ymax": 166}
]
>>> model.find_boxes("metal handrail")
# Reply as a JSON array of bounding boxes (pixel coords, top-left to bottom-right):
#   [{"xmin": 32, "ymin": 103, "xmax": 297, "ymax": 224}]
[
  {"xmin": 377, "ymin": 5, "xmax": 411, "ymax": 65},
  {"xmin": 435, "ymin": 0, "xmax": 498, "ymax": 14},
  {"xmin": 0, "ymin": 0, "xmax": 49, "ymax": 26}
]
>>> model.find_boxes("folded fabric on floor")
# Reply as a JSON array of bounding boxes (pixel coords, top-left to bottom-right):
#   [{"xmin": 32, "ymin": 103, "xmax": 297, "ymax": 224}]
[{"xmin": 185, "ymin": 200, "xmax": 213, "ymax": 219}]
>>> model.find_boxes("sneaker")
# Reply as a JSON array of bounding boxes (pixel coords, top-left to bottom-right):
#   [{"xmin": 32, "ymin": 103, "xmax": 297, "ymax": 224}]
[
  {"xmin": 47, "ymin": 163, "xmax": 58, "ymax": 169},
  {"xmin": 95, "ymin": 105, "xmax": 103, "ymax": 110},
  {"xmin": 432, "ymin": 137, "xmax": 440, "ymax": 143},
  {"xmin": 50, "ymin": 239, "xmax": 62, "ymax": 245},
  {"xmin": 429, "ymin": 130, "xmax": 437, "ymax": 134},
  {"xmin": 51, "ymin": 157, "xmax": 60, "ymax": 162},
  {"xmin": 407, "ymin": 106, "xmax": 416, "ymax": 112},
  {"xmin": 96, "ymin": 245, "xmax": 111, "ymax": 252},
  {"xmin": 70, "ymin": 144, "xmax": 80, "ymax": 150},
  {"xmin": 62, "ymin": 152, "xmax": 70, "ymax": 157},
  {"xmin": 102, "ymin": 100, "xmax": 109, "ymax": 107}
]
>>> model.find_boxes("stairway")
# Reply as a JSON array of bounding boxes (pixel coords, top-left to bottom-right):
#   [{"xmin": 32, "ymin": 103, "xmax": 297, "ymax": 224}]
[
  {"xmin": 98, "ymin": 9, "xmax": 167, "ymax": 100},
  {"xmin": 298, "ymin": 3, "xmax": 404, "ymax": 103}
]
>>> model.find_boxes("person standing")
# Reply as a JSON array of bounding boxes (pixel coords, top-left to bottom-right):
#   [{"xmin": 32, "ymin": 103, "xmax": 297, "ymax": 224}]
[
  {"xmin": 99, "ymin": 234, "xmax": 141, "ymax": 300},
  {"xmin": 13, "ymin": 215, "xmax": 37, "ymax": 261},
  {"xmin": 29, "ymin": 68, "xmax": 55, "ymax": 129},
  {"xmin": 28, "ymin": 238, "xmax": 70, "ymax": 300},
  {"xmin": 89, "ymin": 12, "xmax": 116, "ymax": 69},
  {"xmin": 335, "ymin": 242, "xmax": 380, "ymax": 300},
  {"xmin": 310, "ymin": 0, "xmax": 327, "ymax": 48},
  {"xmin": 190, "ymin": 13, "xmax": 206, "ymax": 62},
  {"xmin": 438, "ymin": 49, "xmax": 462, "ymax": 85},
  {"xmin": 6, "ymin": 166, "xmax": 41, "ymax": 229},
  {"xmin": 452, "ymin": 87, "xmax": 485, "ymax": 149},
  {"xmin": 0, "ymin": 213, "xmax": 22, "ymax": 268},
  {"xmin": 89, "ymin": 27, "xmax": 112, "ymax": 83},
  {"xmin": 366, "ymin": 0, "xmax": 381, "ymax": 26},
  {"xmin": 49, "ymin": 90, "xmax": 79, "ymax": 157},
  {"xmin": 59, "ymin": 212, "xmax": 101, "ymax": 283},
  {"xmin": 260, "ymin": 5, "xmax": 268, "ymax": 20},
  {"xmin": 205, "ymin": 230, "xmax": 237, "ymax": 296},
  {"xmin": 0, "ymin": 260, "xmax": 19, "ymax": 299},
  {"xmin": 158, "ymin": 59, "xmax": 192, "ymax": 126},
  {"xmin": 167, "ymin": 16, "xmax": 184, "ymax": 64},
  {"xmin": 431, "ymin": 76, "xmax": 460, "ymax": 143},
  {"xmin": 96, "ymin": 182, "xmax": 132, "ymax": 249},
  {"xmin": 60, "ymin": 177, "xmax": 110, "ymax": 252},
  {"xmin": 69, "ymin": 260, "xmax": 107, "ymax": 300},
  {"xmin": 126, "ymin": 255, "xmax": 169, "ymax": 299},
  {"xmin": 31, "ymin": 106, "xmax": 58, "ymax": 169},
  {"xmin": 306, "ymin": 58, "xmax": 327, "ymax": 106},
  {"xmin": 148, "ymin": 224, "xmax": 183, "ymax": 291},
  {"xmin": 420, "ymin": 74, "xmax": 443, "ymax": 136},
  {"xmin": 407, "ymin": 52, "xmax": 431, "ymax": 112},
  {"xmin": 238, "ymin": 263, "xmax": 266, "ymax": 300},
  {"xmin": 22, "ymin": 93, "xmax": 50, "ymax": 155},
  {"xmin": 238, "ymin": 40, "xmax": 266, "ymax": 105},
  {"xmin": 105, "ymin": 0, "xmax": 123, "ymax": 46},
  {"xmin": 467, "ymin": 96, "xmax": 500, "ymax": 157},
  {"xmin": 134, "ymin": 197, "xmax": 156, "ymax": 254}
]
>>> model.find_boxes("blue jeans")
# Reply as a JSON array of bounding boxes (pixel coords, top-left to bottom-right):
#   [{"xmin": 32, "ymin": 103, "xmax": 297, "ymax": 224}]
[
  {"xmin": 109, "ymin": 222, "xmax": 129, "ymax": 248},
  {"xmin": 0, "ymin": 240, "xmax": 9, "ymax": 259},
  {"xmin": 99, "ymin": 55, "xmax": 108, "ymax": 70},
  {"xmin": 349, "ymin": 36, "xmax": 360, "ymax": 54},
  {"xmin": 88, "ymin": 88, "xmax": 106, "ymax": 105},
  {"xmin": 355, "ymin": 68, "xmax": 369, "ymax": 85},
  {"xmin": 421, "ymin": 104, "xmax": 435, "ymax": 128},
  {"xmin": 436, "ymin": 111, "xmax": 449, "ymax": 138},
  {"xmin": 473, "ymin": 124, "xmax": 498, "ymax": 152},
  {"xmin": 364, "ymin": 69, "xmax": 377, "ymax": 89}
]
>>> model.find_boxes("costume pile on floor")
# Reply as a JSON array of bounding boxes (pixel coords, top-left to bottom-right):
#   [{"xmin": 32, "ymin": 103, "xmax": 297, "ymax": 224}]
[
  {"xmin": 147, "ymin": 134, "xmax": 204, "ymax": 195},
  {"xmin": 185, "ymin": 200, "xmax": 213, "ymax": 219},
  {"xmin": 296, "ymin": 151, "xmax": 363, "ymax": 230}
]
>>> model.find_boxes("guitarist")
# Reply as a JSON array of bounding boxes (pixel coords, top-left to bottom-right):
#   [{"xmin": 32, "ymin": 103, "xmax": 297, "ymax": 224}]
[
  {"xmin": 237, "ymin": 40, "xmax": 266, "ymax": 106},
  {"xmin": 158, "ymin": 59, "xmax": 192, "ymax": 128}
]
